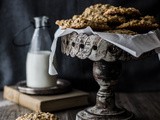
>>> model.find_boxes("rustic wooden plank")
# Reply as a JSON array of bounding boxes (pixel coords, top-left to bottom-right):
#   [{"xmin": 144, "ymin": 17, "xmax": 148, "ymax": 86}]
[
  {"xmin": 1, "ymin": 91, "xmax": 160, "ymax": 120},
  {"xmin": 0, "ymin": 103, "xmax": 32, "ymax": 120},
  {"xmin": 116, "ymin": 92, "xmax": 160, "ymax": 120}
]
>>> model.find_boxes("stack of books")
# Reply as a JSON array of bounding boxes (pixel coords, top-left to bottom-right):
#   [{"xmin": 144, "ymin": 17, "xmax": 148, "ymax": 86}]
[{"xmin": 3, "ymin": 86, "xmax": 89, "ymax": 112}]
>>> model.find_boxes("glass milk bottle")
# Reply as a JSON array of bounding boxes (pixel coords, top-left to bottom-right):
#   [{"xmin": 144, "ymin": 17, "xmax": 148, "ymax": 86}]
[{"xmin": 26, "ymin": 16, "xmax": 57, "ymax": 88}]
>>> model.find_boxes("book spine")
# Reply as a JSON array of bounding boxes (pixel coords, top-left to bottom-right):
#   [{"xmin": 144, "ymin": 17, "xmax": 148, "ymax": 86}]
[
  {"xmin": 3, "ymin": 86, "xmax": 41, "ymax": 112},
  {"xmin": 41, "ymin": 95, "xmax": 89, "ymax": 112}
]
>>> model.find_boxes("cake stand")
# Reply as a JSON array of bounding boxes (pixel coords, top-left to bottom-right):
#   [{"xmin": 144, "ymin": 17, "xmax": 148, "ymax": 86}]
[{"xmin": 60, "ymin": 32, "xmax": 153, "ymax": 120}]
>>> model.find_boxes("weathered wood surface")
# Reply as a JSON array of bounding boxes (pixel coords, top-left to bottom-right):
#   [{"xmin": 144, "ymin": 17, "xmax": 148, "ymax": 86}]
[{"xmin": 0, "ymin": 91, "xmax": 160, "ymax": 120}]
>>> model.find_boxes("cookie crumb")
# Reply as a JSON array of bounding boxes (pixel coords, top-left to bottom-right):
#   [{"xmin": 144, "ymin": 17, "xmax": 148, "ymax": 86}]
[{"xmin": 16, "ymin": 112, "xmax": 58, "ymax": 120}]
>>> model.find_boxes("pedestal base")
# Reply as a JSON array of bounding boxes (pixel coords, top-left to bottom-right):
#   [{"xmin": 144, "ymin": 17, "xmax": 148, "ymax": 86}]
[{"xmin": 76, "ymin": 106, "xmax": 133, "ymax": 120}]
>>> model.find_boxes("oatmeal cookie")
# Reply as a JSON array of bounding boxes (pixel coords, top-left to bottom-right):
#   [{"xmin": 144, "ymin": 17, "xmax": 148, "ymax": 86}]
[
  {"xmin": 56, "ymin": 17, "xmax": 110, "ymax": 30},
  {"xmin": 16, "ymin": 112, "xmax": 58, "ymax": 120},
  {"xmin": 140, "ymin": 15, "xmax": 157, "ymax": 23},
  {"xmin": 81, "ymin": 4, "xmax": 126, "ymax": 25},
  {"xmin": 84, "ymin": 14, "xmax": 126, "ymax": 24},
  {"xmin": 117, "ymin": 16, "xmax": 159, "ymax": 32},
  {"xmin": 82, "ymin": 3, "xmax": 113, "ymax": 16},
  {"xmin": 56, "ymin": 19, "xmax": 73, "ymax": 29},
  {"xmin": 104, "ymin": 6, "xmax": 141, "ymax": 16}
]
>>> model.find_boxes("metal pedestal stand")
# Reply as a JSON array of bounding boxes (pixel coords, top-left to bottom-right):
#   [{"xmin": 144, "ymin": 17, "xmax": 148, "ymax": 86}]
[
  {"xmin": 76, "ymin": 61, "xmax": 133, "ymax": 120},
  {"xmin": 60, "ymin": 33, "xmax": 153, "ymax": 120}
]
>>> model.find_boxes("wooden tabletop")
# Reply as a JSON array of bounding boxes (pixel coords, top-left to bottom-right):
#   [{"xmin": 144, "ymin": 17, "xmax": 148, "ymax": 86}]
[{"xmin": 0, "ymin": 91, "xmax": 160, "ymax": 120}]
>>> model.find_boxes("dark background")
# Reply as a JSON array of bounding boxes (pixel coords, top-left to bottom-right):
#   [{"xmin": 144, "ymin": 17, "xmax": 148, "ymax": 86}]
[{"xmin": 0, "ymin": 0, "xmax": 160, "ymax": 92}]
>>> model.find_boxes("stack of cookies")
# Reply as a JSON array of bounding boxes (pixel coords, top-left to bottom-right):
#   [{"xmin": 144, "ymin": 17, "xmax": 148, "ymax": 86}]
[{"xmin": 56, "ymin": 4, "xmax": 159, "ymax": 34}]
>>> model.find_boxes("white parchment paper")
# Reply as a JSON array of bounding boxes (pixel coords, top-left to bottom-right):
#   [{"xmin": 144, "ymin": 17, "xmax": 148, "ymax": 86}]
[{"xmin": 49, "ymin": 27, "xmax": 160, "ymax": 75}]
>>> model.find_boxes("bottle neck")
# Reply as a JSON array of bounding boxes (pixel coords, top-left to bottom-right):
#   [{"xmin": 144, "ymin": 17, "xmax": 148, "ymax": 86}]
[
  {"xmin": 34, "ymin": 16, "xmax": 49, "ymax": 28},
  {"xmin": 29, "ymin": 27, "xmax": 51, "ymax": 52}
]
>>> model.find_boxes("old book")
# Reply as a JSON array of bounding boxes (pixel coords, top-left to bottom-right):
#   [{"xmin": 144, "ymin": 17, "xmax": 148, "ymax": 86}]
[{"xmin": 3, "ymin": 86, "xmax": 89, "ymax": 112}]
